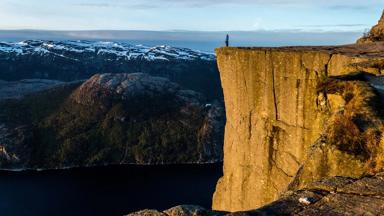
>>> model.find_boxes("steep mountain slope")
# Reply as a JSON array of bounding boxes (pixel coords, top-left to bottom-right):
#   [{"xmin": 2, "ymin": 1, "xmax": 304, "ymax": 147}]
[
  {"xmin": 0, "ymin": 40, "xmax": 222, "ymax": 100},
  {"xmin": 0, "ymin": 73, "xmax": 224, "ymax": 169}
]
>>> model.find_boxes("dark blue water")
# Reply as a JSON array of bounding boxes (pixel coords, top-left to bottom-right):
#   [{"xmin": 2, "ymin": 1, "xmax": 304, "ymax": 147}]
[{"xmin": 0, "ymin": 164, "xmax": 222, "ymax": 216}]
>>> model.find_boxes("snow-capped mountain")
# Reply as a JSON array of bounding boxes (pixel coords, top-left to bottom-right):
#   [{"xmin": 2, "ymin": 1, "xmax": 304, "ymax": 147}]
[
  {"xmin": 0, "ymin": 40, "xmax": 222, "ymax": 100},
  {"xmin": 0, "ymin": 40, "xmax": 215, "ymax": 61}
]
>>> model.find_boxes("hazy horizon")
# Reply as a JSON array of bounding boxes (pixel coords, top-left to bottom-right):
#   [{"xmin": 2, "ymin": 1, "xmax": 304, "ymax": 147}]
[{"xmin": 0, "ymin": 29, "xmax": 364, "ymax": 52}]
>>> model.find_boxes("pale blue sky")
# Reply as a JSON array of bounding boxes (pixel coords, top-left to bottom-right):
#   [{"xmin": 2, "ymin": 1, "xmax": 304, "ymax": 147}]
[{"xmin": 0, "ymin": 0, "xmax": 383, "ymax": 31}]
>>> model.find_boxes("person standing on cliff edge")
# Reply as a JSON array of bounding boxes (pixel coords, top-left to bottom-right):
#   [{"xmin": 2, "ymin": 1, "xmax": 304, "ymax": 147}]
[{"xmin": 225, "ymin": 34, "xmax": 229, "ymax": 47}]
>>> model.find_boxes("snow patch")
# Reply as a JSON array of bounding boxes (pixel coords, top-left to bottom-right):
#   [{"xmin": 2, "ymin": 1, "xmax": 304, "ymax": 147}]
[{"xmin": 0, "ymin": 40, "xmax": 216, "ymax": 61}]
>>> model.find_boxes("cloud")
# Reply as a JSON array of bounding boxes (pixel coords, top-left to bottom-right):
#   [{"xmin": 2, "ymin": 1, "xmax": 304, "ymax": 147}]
[
  {"xmin": 298, "ymin": 24, "xmax": 366, "ymax": 28},
  {"xmin": 72, "ymin": 0, "xmax": 305, "ymax": 10},
  {"xmin": 139, "ymin": 0, "xmax": 304, "ymax": 8},
  {"xmin": 327, "ymin": 5, "xmax": 370, "ymax": 11},
  {"xmin": 3, "ymin": 0, "xmax": 382, "ymax": 31},
  {"xmin": 171, "ymin": 0, "xmax": 382, "ymax": 9},
  {"xmin": 74, "ymin": 3, "xmax": 111, "ymax": 8},
  {"xmin": 72, "ymin": 0, "xmax": 382, "ymax": 10},
  {"xmin": 73, "ymin": 2, "xmax": 158, "ymax": 9}
]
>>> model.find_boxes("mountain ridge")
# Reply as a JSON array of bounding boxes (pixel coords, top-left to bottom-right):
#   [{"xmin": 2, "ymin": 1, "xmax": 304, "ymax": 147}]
[
  {"xmin": 0, "ymin": 40, "xmax": 215, "ymax": 61},
  {"xmin": 0, "ymin": 73, "xmax": 224, "ymax": 169}
]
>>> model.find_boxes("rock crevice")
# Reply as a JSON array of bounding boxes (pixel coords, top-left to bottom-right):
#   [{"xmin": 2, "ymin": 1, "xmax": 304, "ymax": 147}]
[{"xmin": 213, "ymin": 46, "xmax": 384, "ymax": 212}]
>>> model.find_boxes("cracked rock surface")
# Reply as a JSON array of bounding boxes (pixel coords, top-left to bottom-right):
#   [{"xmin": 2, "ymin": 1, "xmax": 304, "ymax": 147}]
[
  {"xmin": 250, "ymin": 173, "xmax": 384, "ymax": 215},
  {"xmin": 212, "ymin": 42, "xmax": 384, "ymax": 211},
  {"xmin": 128, "ymin": 173, "xmax": 384, "ymax": 216}
]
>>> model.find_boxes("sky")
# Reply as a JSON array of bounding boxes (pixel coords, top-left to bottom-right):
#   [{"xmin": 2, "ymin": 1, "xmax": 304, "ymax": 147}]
[{"xmin": 0, "ymin": 0, "xmax": 383, "ymax": 32}]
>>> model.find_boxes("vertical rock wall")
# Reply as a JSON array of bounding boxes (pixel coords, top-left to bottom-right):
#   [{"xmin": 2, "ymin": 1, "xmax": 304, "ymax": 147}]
[
  {"xmin": 212, "ymin": 47, "xmax": 384, "ymax": 211},
  {"xmin": 213, "ymin": 48, "xmax": 331, "ymax": 211}
]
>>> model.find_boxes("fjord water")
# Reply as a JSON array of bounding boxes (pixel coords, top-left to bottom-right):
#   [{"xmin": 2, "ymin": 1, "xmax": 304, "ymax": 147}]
[{"xmin": 0, "ymin": 164, "xmax": 222, "ymax": 216}]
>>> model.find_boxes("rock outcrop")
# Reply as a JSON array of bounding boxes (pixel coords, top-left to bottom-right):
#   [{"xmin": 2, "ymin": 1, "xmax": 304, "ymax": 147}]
[
  {"xmin": 212, "ymin": 44, "xmax": 384, "ymax": 211},
  {"xmin": 357, "ymin": 10, "xmax": 384, "ymax": 44},
  {"xmin": 127, "ymin": 205, "xmax": 225, "ymax": 216},
  {"xmin": 126, "ymin": 44, "xmax": 384, "ymax": 215},
  {"xmin": 0, "ymin": 73, "xmax": 224, "ymax": 169},
  {"xmin": 128, "ymin": 173, "xmax": 384, "ymax": 215},
  {"xmin": 259, "ymin": 173, "xmax": 384, "ymax": 215}
]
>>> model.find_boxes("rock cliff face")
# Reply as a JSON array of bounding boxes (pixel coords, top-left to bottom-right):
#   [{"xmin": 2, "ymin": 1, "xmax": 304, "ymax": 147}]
[
  {"xmin": 127, "ymin": 14, "xmax": 384, "ymax": 215},
  {"xmin": 212, "ymin": 44, "xmax": 384, "ymax": 211}
]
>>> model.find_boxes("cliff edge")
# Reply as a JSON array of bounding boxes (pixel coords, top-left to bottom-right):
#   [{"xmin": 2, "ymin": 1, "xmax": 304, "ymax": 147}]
[
  {"xmin": 126, "ymin": 12, "xmax": 384, "ymax": 216},
  {"xmin": 212, "ymin": 44, "xmax": 384, "ymax": 211}
]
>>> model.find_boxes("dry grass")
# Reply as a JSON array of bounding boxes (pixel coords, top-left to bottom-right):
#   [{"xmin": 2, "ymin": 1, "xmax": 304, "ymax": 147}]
[
  {"xmin": 327, "ymin": 115, "xmax": 368, "ymax": 159},
  {"xmin": 321, "ymin": 77, "xmax": 384, "ymax": 165}
]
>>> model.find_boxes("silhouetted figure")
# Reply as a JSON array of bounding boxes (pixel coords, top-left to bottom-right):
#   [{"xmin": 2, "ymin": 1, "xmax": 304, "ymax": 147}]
[{"xmin": 225, "ymin": 34, "xmax": 229, "ymax": 47}]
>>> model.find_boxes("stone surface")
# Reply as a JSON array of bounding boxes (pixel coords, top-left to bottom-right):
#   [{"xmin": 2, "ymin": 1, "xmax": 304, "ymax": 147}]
[
  {"xmin": 127, "ymin": 205, "xmax": 226, "ymax": 216},
  {"xmin": 251, "ymin": 173, "xmax": 384, "ymax": 215},
  {"xmin": 164, "ymin": 205, "xmax": 224, "ymax": 216},
  {"xmin": 127, "ymin": 209, "xmax": 167, "ymax": 216},
  {"xmin": 212, "ymin": 48, "xmax": 328, "ymax": 211},
  {"xmin": 128, "ymin": 174, "xmax": 384, "ymax": 215},
  {"xmin": 212, "ymin": 45, "xmax": 384, "ymax": 212}
]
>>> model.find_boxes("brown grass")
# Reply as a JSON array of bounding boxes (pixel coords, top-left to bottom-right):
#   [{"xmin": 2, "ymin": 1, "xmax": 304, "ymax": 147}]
[
  {"xmin": 327, "ymin": 115, "xmax": 368, "ymax": 159},
  {"xmin": 321, "ymin": 78, "xmax": 384, "ymax": 164}
]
